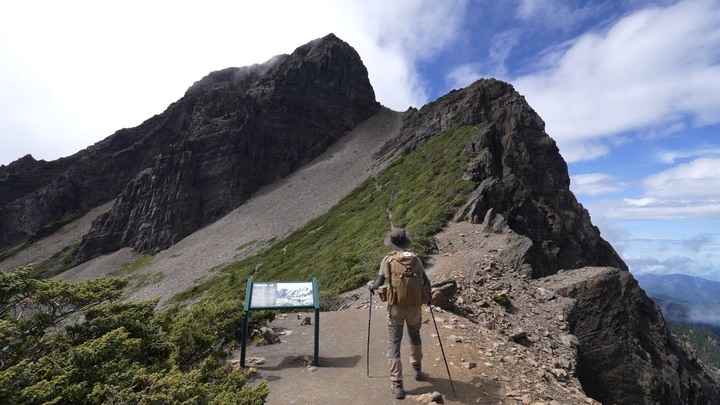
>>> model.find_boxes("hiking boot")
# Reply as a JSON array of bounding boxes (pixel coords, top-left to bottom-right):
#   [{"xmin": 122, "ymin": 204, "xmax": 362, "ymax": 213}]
[
  {"xmin": 391, "ymin": 381, "xmax": 405, "ymax": 399},
  {"xmin": 412, "ymin": 362, "xmax": 424, "ymax": 381}
]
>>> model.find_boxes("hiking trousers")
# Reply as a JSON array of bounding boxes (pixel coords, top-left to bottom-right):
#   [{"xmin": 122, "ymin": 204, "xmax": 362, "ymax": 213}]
[{"xmin": 386, "ymin": 304, "xmax": 423, "ymax": 382}]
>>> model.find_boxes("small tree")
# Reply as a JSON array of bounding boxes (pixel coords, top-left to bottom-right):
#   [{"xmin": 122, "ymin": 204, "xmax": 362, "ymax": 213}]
[{"xmin": 0, "ymin": 265, "xmax": 128, "ymax": 370}]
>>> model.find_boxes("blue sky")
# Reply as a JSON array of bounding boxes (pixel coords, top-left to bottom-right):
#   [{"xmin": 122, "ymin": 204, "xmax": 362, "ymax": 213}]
[{"xmin": 1, "ymin": 0, "xmax": 719, "ymax": 281}]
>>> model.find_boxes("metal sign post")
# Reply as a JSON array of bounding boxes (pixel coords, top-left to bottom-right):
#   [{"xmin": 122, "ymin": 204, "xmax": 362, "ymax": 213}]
[{"xmin": 241, "ymin": 277, "xmax": 320, "ymax": 368}]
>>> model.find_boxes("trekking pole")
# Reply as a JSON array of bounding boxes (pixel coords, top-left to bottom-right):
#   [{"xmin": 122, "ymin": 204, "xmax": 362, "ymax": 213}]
[
  {"xmin": 429, "ymin": 303, "xmax": 456, "ymax": 394},
  {"xmin": 366, "ymin": 289, "xmax": 373, "ymax": 377}
]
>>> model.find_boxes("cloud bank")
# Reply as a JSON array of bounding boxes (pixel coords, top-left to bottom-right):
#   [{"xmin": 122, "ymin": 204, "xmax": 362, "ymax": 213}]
[
  {"xmin": 515, "ymin": 0, "xmax": 720, "ymax": 162},
  {"xmin": 604, "ymin": 157, "xmax": 720, "ymax": 220}
]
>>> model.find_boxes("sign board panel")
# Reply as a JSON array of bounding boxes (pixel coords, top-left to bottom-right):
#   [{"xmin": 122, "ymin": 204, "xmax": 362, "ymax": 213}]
[
  {"xmin": 241, "ymin": 277, "xmax": 320, "ymax": 367},
  {"xmin": 250, "ymin": 282, "xmax": 314, "ymax": 308}
]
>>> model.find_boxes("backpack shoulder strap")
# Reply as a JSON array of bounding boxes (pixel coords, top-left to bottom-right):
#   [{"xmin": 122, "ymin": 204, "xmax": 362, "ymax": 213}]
[{"xmin": 383, "ymin": 255, "xmax": 394, "ymax": 288}]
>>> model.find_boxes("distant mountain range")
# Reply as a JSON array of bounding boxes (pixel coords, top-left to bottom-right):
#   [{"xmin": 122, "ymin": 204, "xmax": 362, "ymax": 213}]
[
  {"xmin": 635, "ymin": 273, "xmax": 720, "ymax": 303},
  {"xmin": 636, "ymin": 273, "xmax": 720, "ymax": 336}
]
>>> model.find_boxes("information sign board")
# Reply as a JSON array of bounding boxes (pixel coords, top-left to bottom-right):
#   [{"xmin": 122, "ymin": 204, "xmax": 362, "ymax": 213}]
[
  {"xmin": 240, "ymin": 277, "xmax": 320, "ymax": 367},
  {"xmin": 250, "ymin": 282, "xmax": 315, "ymax": 308}
]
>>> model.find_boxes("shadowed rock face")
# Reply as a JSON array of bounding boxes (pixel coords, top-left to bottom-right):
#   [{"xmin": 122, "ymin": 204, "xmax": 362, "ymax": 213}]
[
  {"xmin": 542, "ymin": 267, "xmax": 720, "ymax": 405},
  {"xmin": 0, "ymin": 34, "xmax": 380, "ymax": 262},
  {"xmin": 391, "ymin": 79, "xmax": 626, "ymax": 277}
]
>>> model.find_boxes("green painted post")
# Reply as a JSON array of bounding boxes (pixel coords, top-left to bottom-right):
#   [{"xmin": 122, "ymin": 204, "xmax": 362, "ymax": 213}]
[
  {"xmin": 240, "ymin": 277, "xmax": 254, "ymax": 368},
  {"xmin": 313, "ymin": 277, "xmax": 320, "ymax": 367}
]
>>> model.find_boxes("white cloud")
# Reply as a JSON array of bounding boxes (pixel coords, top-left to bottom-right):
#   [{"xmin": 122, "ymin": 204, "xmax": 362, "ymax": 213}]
[
  {"xmin": 0, "ymin": 0, "xmax": 467, "ymax": 165},
  {"xmin": 627, "ymin": 256, "xmax": 695, "ymax": 275},
  {"xmin": 513, "ymin": 0, "xmax": 720, "ymax": 162},
  {"xmin": 657, "ymin": 147, "xmax": 720, "ymax": 163},
  {"xmin": 643, "ymin": 158, "xmax": 720, "ymax": 199},
  {"xmin": 486, "ymin": 30, "xmax": 521, "ymax": 79},
  {"xmin": 681, "ymin": 233, "xmax": 715, "ymax": 253},
  {"xmin": 570, "ymin": 173, "xmax": 626, "ymax": 196},
  {"xmin": 447, "ymin": 63, "xmax": 485, "ymax": 89},
  {"xmin": 346, "ymin": 0, "xmax": 467, "ymax": 60},
  {"xmin": 623, "ymin": 246, "xmax": 720, "ymax": 280},
  {"xmin": 608, "ymin": 199, "xmax": 720, "ymax": 220},
  {"xmin": 586, "ymin": 158, "xmax": 720, "ymax": 221},
  {"xmin": 516, "ymin": 0, "xmax": 601, "ymax": 31}
]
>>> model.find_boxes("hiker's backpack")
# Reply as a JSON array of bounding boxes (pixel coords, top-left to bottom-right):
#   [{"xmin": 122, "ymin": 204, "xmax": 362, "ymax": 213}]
[{"xmin": 379, "ymin": 251, "xmax": 430, "ymax": 307}]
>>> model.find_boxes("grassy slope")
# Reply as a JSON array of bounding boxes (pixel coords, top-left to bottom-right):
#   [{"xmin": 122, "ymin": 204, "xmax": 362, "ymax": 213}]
[{"xmin": 174, "ymin": 126, "xmax": 479, "ymax": 304}]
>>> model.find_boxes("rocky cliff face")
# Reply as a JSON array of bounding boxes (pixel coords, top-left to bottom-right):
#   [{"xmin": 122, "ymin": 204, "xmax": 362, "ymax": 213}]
[
  {"xmin": 2, "ymin": 34, "xmax": 717, "ymax": 404},
  {"xmin": 540, "ymin": 267, "xmax": 719, "ymax": 404},
  {"xmin": 389, "ymin": 79, "xmax": 626, "ymax": 277},
  {"xmin": 0, "ymin": 34, "xmax": 380, "ymax": 263},
  {"xmin": 387, "ymin": 79, "xmax": 718, "ymax": 404}
]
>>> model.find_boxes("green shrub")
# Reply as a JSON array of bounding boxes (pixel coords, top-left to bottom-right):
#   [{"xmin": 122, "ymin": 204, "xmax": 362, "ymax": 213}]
[
  {"xmin": 492, "ymin": 293, "xmax": 511, "ymax": 306},
  {"xmin": 0, "ymin": 266, "xmax": 269, "ymax": 405}
]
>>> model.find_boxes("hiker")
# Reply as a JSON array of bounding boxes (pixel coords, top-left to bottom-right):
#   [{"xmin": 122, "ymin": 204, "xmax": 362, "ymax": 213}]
[{"xmin": 368, "ymin": 227, "xmax": 431, "ymax": 400}]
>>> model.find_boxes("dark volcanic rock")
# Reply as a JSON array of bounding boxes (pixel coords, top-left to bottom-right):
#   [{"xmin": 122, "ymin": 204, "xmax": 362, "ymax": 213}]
[
  {"xmin": 391, "ymin": 79, "xmax": 625, "ymax": 277},
  {"xmin": 73, "ymin": 33, "xmax": 380, "ymax": 262},
  {"xmin": 0, "ymin": 155, "xmax": 74, "ymax": 208},
  {"xmin": 0, "ymin": 34, "xmax": 380, "ymax": 262},
  {"xmin": 0, "ymin": 145, "xmax": 146, "ymax": 247},
  {"xmin": 540, "ymin": 267, "xmax": 720, "ymax": 405},
  {"xmin": 390, "ymin": 79, "xmax": 717, "ymax": 403}
]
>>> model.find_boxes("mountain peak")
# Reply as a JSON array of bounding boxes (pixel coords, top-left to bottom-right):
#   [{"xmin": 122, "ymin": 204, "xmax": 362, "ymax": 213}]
[
  {"xmin": 1, "ymin": 35, "xmax": 718, "ymax": 404},
  {"xmin": 0, "ymin": 34, "xmax": 380, "ymax": 257}
]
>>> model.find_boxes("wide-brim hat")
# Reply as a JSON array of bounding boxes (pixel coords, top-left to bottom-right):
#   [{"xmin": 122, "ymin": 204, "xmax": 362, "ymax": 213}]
[{"xmin": 384, "ymin": 227, "xmax": 412, "ymax": 250}]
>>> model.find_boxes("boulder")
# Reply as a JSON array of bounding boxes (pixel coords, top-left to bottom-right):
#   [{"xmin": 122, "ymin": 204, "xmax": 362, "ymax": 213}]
[
  {"xmin": 430, "ymin": 280, "xmax": 457, "ymax": 309},
  {"xmin": 540, "ymin": 267, "xmax": 720, "ymax": 404}
]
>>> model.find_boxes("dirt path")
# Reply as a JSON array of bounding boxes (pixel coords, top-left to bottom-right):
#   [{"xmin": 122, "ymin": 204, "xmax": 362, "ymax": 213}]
[
  {"xmin": 237, "ymin": 222, "xmax": 599, "ymax": 405},
  {"xmin": 236, "ymin": 223, "xmax": 509, "ymax": 405},
  {"xmin": 239, "ymin": 305, "xmax": 503, "ymax": 405}
]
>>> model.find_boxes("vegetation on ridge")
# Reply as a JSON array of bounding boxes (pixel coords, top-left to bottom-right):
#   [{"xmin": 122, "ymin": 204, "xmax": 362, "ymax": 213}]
[
  {"xmin": 0, "ymin": 265, "xmax": 271, "ymax": 404},
  {"xmin": 173, "ymin": 125, "xmax": 480, "ymax": 305},
  {"xmin": 0, "ymin": 125, "xmax": 480, "ymax": 403}
]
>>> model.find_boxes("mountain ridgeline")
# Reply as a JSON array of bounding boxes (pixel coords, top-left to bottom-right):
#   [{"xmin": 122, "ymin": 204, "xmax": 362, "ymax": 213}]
[
  {"xmin": 637, "ymin": 273, "xmax": 720, "ymax": 337},
  {"xmin": 1, "ymin": 34, "xmax": 718, "ymax": 404},
  {"xmin": 0, "ymin": 33, "xmax": 380, "ymax": 262}
]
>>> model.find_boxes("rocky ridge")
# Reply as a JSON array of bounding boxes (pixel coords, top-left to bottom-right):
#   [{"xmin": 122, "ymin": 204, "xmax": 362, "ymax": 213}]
[
  {"xmin": 390, "ymin": 80, "xmax": 626, "ymax": 278},
  {"xmin": 2, "ymin": 34, "xmax": 718, "ymax": 404},
  {"xmin": 0, "ymin": 33, "xmax": 380, "ymax": 264},
  {"xmin": 336, "ymin": 220, "xmax": 719, "ymax": 404}
]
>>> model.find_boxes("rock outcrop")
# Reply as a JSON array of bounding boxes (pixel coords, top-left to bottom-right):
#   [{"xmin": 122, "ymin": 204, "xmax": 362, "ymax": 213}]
[
  {"xmin": 0, "ymin": 154, "xmax": 76, "ymax": 208},
  {"xmin": 0, "ymin": 34, "xmax": 380, "ymax": 263},
  {"xmin": 540, "ymin": 267, "xmax": 720, "ymax": 404},
  {"xmin": 388, "ymin": 79, "xmax": 626, "ymax": 277}
]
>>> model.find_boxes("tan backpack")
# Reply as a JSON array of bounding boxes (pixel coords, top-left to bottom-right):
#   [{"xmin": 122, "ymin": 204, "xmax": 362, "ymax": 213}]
[{"xmin": 379, "ymin": 251, "xmax": 430, "ymax": 306}]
